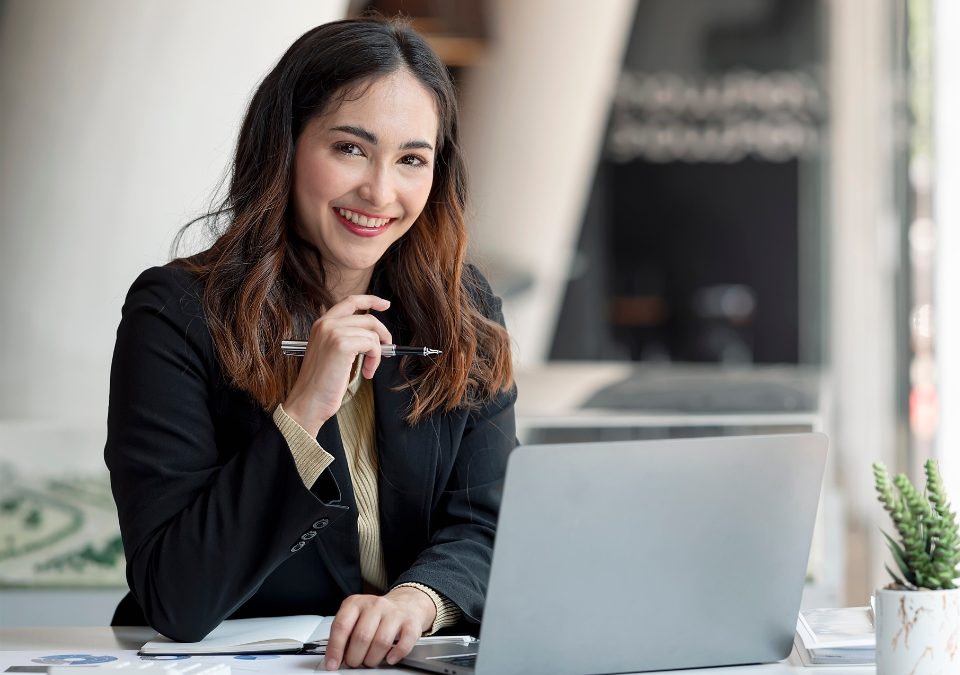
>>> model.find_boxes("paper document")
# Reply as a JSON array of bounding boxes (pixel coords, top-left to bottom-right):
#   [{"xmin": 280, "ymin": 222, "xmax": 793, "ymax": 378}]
[{"xmin": 794, "ymin": 606, "xmax": 875, "ymax": 666}]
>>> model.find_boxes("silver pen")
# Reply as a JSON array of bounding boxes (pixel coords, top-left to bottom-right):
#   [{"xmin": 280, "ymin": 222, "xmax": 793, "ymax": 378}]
[{"xmin": 281, "ymin": 340, "xmax": 442, "ymax": 357}]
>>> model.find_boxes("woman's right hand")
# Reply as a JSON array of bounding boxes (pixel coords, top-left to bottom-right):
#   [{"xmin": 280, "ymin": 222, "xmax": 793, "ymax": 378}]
[{"xmin": 282, "ymin": 295, "xmax": 392, "ymax": 436}]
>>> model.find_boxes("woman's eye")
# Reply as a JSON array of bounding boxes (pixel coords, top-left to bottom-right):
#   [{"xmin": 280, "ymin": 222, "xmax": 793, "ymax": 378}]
[
  {"xmin": 399, "ymin": 154, "xmax": 428, "ymax": 168},
  {"xmin": 335, "ymin": 142, "xmax": 363, "ymax": 156}
]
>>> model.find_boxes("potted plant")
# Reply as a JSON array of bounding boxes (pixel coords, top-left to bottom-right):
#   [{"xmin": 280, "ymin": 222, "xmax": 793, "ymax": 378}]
[{"xmin": 872, "ymin": 459, "xmax": 960, "ymax": 674}]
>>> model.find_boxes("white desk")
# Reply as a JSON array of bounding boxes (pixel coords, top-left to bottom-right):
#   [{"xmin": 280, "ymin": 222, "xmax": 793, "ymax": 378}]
[{"xmin": 0, "ymin": 627, "xmax": 873, "ymax": 674}]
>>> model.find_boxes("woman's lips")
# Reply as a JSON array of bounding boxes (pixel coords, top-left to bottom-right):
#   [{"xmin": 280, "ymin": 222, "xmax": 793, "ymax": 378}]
[{"xmin": 333, "ymin": 207, "xmax": 394, "ymax": 237}]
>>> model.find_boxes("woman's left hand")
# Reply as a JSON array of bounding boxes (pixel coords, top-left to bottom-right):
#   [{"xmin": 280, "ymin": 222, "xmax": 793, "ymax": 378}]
[{"xmin": 323, "ymin": 586, "xmax": 437, "ymax": 670}]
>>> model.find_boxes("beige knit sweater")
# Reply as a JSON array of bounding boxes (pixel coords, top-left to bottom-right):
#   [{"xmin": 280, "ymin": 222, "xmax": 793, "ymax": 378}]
[{"xmin": 272, "ymin": 359, "xmax": 461, "ymax": 634}]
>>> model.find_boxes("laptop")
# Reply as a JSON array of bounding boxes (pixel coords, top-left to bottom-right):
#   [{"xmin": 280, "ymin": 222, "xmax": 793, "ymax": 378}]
[{"xmin": 401, "ymin": 432, "xmax": 827, "ymax": 675}]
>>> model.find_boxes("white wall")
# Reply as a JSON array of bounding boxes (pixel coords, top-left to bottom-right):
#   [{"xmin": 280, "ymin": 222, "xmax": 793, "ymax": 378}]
[
  {"xmin": 460, "ymin": 0, "xmax": 637, "ymax": 365},
  {"xmin": 0, "ymin": 0, "xmax": 346, "ymax": 424}
]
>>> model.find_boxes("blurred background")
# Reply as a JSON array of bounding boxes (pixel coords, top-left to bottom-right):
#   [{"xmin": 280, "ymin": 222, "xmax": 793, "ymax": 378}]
[{"xmin": 1, "ymin": 0, "xmax": 958, "ymax": 627}]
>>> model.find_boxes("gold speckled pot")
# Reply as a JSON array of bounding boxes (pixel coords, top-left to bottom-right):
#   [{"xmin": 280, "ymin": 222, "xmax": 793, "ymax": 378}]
[{"xmin": 875, "ymin": 587, "xmax": 960, "ymax": 675}]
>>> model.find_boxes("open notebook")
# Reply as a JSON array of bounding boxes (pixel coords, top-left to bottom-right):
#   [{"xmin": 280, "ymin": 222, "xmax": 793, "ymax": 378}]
[{"xmin": 140, "ymin": 615, "xmax": 334, "ymax": 655}]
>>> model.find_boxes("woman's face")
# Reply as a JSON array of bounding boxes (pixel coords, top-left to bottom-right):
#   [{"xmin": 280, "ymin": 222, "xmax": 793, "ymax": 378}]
[{"xmin": 292, "ymin": 69, "xmax": 439, "ymax": 292}]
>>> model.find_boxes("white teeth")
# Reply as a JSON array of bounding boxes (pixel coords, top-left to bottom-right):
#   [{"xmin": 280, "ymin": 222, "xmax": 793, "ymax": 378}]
[{"xmin": 338, "ymin": 208, "xmax": 389, "ymax": 228}]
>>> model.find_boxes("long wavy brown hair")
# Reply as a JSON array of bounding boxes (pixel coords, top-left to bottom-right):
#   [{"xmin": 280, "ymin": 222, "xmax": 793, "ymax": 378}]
[{"xmin": 174, "ymin": 16, "xmax": 513, "ymax": 424}]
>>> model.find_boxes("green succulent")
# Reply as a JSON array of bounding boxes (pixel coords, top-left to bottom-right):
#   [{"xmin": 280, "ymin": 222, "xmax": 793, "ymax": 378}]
[{"xmin": 873, "ymin": 460, "xmax": 960, "ymax": 590}]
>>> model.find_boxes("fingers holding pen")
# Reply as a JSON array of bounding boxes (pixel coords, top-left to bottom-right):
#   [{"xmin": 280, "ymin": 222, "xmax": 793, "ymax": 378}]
[
  {"xmin": 334, "ymin": 314, "xmax": 393, "ymax": 355},
  {"xmin": 335, "ymin": 296, "xmax": 392, "ymax": 378},
  {"xmin": 308, "ymin": 295, "xmax": 392, "ymax": 363},
  {"xmin": 280, "ymin": 295, "xmax": 392, "ymax": 435},
  {"xmin": 325, "ymin": 314, "xmax": 391, "ymax": 380}
]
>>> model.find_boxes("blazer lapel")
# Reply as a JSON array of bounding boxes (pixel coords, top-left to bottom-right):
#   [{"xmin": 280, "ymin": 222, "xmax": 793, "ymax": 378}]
[
  {"xmin": 313, "ymin": 415, "xmax": 363, "ymax": 597},
  {"xmin": 371, "ymin": 347, "xmax": 441, "ymax": 585},
  {"xmin": 368, "ymin": 289, "xmax": 442, "ymax": 584}
]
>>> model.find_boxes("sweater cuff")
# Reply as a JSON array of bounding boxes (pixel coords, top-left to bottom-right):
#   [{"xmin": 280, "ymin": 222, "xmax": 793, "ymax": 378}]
[
  {"xmin": 272, "ymin": 404, "xmax": 334, "ymax": 489},
  {"xmin": 394, "ymin": 582, "xmax": 463, "ymax": 635}
]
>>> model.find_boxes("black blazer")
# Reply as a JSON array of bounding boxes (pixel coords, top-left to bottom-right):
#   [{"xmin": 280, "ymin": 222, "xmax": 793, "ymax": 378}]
[{"xmin": 105, "ymin": 263, "xmax": 517, "ymax": 642}]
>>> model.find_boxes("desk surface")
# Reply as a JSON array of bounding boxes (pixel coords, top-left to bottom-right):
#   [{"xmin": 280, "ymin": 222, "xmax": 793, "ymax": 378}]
[
  {"xmin": 514, "ymin": 362, "xmax": 828, "ymax": 432},
  {"xmin": 0, "ymin": 627, "xmax": 873, "ymax": 674}
]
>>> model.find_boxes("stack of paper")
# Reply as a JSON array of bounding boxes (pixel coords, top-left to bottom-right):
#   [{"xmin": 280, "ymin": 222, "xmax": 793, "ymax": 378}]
[{"xmin": 794, "ymin": 606, "xmax": 875, "ymax": 666}]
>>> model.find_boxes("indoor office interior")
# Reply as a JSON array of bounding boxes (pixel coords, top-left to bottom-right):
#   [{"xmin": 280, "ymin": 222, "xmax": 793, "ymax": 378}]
[{"xmin": 1, "ymin": 0, "xmax": 958, "ymax": 630}]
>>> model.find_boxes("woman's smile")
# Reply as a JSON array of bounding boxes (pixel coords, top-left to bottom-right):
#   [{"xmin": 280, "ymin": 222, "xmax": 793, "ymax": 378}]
[{"xmin": 333, "ymin": 207, "xmax": 396, "ymax": 237}]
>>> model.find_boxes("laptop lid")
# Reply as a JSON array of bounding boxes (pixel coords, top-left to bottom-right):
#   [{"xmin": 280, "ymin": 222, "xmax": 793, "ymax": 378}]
[{"xmin": 472, "ymin": 432, "xmax": 827, "ymax": 675}]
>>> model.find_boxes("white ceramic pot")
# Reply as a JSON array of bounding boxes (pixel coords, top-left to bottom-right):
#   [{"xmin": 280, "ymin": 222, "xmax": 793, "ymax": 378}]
[{"xmin": 875, "ymin": 587, "xmax": 960, "ymax": 674}]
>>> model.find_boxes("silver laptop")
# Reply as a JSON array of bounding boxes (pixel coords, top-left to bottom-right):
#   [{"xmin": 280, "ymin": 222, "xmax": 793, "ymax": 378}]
[{"xmin": 402, "ymin": 432, "xmax": 827, "ymax": 675}]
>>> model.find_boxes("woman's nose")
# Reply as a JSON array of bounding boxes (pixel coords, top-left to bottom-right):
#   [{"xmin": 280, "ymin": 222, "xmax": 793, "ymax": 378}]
[{"xmin": 357, "ymin": 165, "xmax": 396, "ymax": 209}]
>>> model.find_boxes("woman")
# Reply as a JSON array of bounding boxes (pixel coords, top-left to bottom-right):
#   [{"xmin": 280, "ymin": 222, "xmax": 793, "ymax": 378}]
[{"xmin": 105, "ymin": 16, "xmax": 516, "ymax": 670}]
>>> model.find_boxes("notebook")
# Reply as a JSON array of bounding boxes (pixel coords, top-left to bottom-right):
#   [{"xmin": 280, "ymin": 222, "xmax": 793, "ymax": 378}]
[
  {"xmin": 140, "ymin": 615, "xmax": 333, "ymax": 655},
  {"xmin": 402, "ymin": 432, "xmax": 828, "ymax": 675},
  {"xmin": 140, "ymin": 615, "xmax": 477, "ymax": 658}
]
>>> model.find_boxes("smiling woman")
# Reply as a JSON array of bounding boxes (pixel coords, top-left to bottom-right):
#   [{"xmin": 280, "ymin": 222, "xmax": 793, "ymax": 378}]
[
  {"xmin": 103, "ymin": 16, "xmax": 516, "ymax": 671},
  {"xmin": 291, "ymin": 71, "xmax": 438, "ymax": 299}
]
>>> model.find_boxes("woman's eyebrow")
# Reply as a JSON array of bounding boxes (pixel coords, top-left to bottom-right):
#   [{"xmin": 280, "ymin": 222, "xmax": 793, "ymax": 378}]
[
  {"xmin": 399, "ymin": 138, "xmax": 434, "ymax": 151},
  {"xmin": 330, "ymin": 124, "xmax": 433, "ymax": 151}
]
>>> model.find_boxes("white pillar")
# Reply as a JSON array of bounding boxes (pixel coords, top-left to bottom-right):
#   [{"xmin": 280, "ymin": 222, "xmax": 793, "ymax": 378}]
[
  {"xmin": 934, "ymin": 0, "xmax": 960, "ymax": 501},
  {"xmin": 460, "ymin": 0, "xmax": 637, "ymax": 365},
  {"xmin": 827, "ymin": 0, "xmax": 900, "ymax": 600}
]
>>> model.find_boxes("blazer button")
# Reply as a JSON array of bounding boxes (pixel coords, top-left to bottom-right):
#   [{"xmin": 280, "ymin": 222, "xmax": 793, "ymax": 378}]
[
  {"xmin": 290, "ymin": 541, "xmax": 305, "ymax": 553},
  {"xmin": 301, "ymin": 530, "xmax": 317, "ymax": 541},
  {"xmin": 313, "ymin": 518, "xmax": 330, "ymax": 530}
]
